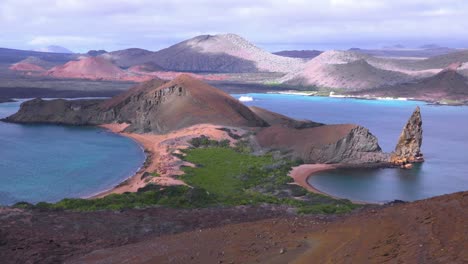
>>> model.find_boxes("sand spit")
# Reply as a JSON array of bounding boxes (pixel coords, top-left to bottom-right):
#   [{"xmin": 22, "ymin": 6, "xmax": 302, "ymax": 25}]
[{"xmin": 95, "ymin": 123, "xmax": 245, "ymax": 197}]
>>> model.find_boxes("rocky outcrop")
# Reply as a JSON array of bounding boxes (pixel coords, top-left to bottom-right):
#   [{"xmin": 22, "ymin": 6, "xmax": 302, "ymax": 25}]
[
  {"xmin": 392, "ymin": 106, "xmax": 424, "ymax": 165},
  {"xmin": 255, "ymin": 124, "xmax": 390, "ymax": 164}
]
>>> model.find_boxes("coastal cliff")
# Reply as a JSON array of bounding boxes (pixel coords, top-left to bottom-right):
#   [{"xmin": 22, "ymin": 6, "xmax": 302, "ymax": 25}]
[{"xmin": 255, "ymin": 124, "xmax": 390, "ymax": 164}]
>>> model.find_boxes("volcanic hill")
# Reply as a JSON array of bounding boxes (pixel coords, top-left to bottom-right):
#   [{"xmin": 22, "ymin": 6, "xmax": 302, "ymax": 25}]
[
  {"xmin": 353, "ymin": 65, "xmax": 468, "ymax": 103},
  {"xmin": 5, "ymin": 75, "xmax": 267, "ymax": 133},
  {"xmin": 105, "ymin": 34, "xmax": 305, "ymax": 73},
  {"xmin": 8, "ymin": 56, "xmax": 47, "ymax": 73},
  {"xmin": 45, "ymin": 56, "xmax": 149, "ymax": 82},
  {"xmin": 280, "ymin": 50, "xmax": 413, "ymax": 90}
]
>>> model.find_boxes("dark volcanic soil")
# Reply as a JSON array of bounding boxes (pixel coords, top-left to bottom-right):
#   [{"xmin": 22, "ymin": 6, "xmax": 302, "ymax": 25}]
[
  {"xmin": 0, "ymin": 206, "xmax": 299, "ymax": 263},
  {"xmin": 1, "ymin": 192, "xmax": 466, "ymax": 264}
]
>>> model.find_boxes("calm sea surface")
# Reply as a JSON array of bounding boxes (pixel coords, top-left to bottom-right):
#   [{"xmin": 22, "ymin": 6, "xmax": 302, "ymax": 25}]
[
  {"xmin": 0, "ymin": 100, "xmax": 145, "ymax": 205},
  {"xmin": 239, "ymin": 94, "xmax": 468, "ymax": 203}
]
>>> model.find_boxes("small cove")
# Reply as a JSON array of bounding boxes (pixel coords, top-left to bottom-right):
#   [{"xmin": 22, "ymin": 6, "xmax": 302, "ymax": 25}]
[{"xmin": 0, "ymin": 100, "xmax": 145, "ymax": 205}]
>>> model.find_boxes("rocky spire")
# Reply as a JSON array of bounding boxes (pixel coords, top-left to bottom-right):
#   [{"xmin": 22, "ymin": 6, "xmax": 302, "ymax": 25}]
[{"xmin": 392, "ymin": 106, "xmax": 424, "ymax": 167}]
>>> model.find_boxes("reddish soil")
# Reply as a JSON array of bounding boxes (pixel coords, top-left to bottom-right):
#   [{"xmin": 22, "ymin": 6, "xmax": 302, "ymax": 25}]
[
  {"xmin": 96, "ymin": 123, "xmax": 245, "ymax": 196},
  {"xmin": 256, "ymin": 123, "xmax": 356, "ymax": 150},
  {"xmin": 46, "ymin": 57, "xmax": 150, "ymax": 82},
  {"xmin": 9, "ymin": 62, "xmax": 46, "ymax": 73},
  {"xmin": 68, "ymin": 192, "xmax": 468, "ymax": 264},
  {"xmin": 289, "ymin": 164, "xmax": 337, "ymax": 195},
  {"xmin": 1, "ymin": 192, "xmax": 463, "ymax": 263}
]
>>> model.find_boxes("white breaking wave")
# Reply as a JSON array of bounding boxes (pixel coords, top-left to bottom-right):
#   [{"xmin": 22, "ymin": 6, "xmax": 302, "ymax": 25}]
[{"xmin": 238, "ymin": 96, "xmax": 254, "ymax": 102}]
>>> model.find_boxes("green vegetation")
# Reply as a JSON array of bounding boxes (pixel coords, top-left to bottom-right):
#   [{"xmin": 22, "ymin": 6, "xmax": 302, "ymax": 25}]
[
  {"xmin": 263, "ymin": 81, "xmax": 282, "ymax": 86},
  {"xmin": 14, "ymin": 137, "xmax": 359, "ymax": 214},
  {"xmin": 20, "ymin": 185, "xmax": 215, "ymax": 211},
  {"xmin": 179, "ymin": 144, "xmax": 358, "ymax": 214}
]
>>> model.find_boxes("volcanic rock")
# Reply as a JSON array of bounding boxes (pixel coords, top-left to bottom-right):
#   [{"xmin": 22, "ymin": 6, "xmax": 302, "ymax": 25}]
[
  {"xmin": 119, "ymin": 74, "xmax": 268, "ymax": 133},
  {"xmin": 255, "ymin": 124, "xmax": 390, "ymax": 164},
  {"xmin": 392, "ymin": 106, "xmax": 423, "ymax": 163}
]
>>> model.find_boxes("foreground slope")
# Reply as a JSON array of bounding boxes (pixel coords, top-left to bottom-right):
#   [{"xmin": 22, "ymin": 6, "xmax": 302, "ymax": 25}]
[
  {"xmin": 70, "ymin": 192, "xmax": 468, "ymax": 264},
  {"xmin": 1, "ymin": 191, "xmax": 465, "ymax": 263}
]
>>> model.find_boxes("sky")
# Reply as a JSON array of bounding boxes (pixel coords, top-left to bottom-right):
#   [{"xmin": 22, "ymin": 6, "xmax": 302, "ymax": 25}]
[{"xmin": 1, "ymin": 0, "xmax": 467, "ymax": 53}]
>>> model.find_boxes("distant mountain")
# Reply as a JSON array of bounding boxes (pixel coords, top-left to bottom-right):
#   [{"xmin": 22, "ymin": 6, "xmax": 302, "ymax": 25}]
[
  {"xmin": 128, "ymin": 62, "xmax": 165, "ymax": 73},
  {"xmin": 353, "ymin": 64, "xmax": 468, "ymax": 102},
  {"xmin": 102, "ymin": 48, "xmax": 155, "ymax": 68},
  {"xmin": 104, "ymin": 34, "xmax": 305, "ymax": 73},
  {"xmin": 280, "ymin": 50, "xmax": 412, "ymax": 90},
  {"xmin": 9, "ymin": 56, "xmax": 48, "ymax": 72},
  {"xmin": 0, "ymin": 47, "xmax": 77, "ymax": 65},
  {"xmin": 382, "ymin": 44, "xmax": 406, "ymax": 49},
  {"xmin": 35, "ymin": 45, "xmax": 74, "ymax": 54},
  {"xmin": 45, "ymin": 56, "xmax": 148, "ymax": 82},
  {"xmin": 350, "ymin": 47, "xmax": 458, "ymax": 58},
  {"xmin": 87, "ymin": 50, "xmax": 107, "ymax": 57},
  {"xmin": 419, "ymin": 44, "xmax": 443, "ymax": 49},
  {"xmin": 273, "ymin": 50, "xmax": 322, "ymax": 59}
]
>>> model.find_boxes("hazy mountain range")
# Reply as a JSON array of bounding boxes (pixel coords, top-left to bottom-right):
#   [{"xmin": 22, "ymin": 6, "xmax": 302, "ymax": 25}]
[{"xmin": 2, "ymin": 33, "xmax": 468, "ymax": 103}]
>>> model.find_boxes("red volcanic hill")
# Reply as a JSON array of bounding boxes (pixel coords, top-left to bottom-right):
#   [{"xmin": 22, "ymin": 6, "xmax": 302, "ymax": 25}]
[
  {"xmin": 355, "ymin": 64, "xmax": 468, "ymax": 102},
  {"xmin": 46, "ymin": 57, "xmax": 149, "ymax": 82},
  {"xmin": 9, "ymin": 56, "xmax": 48, "ymax": 73},
  {"xmin": 114, "ymin": 74, "xmax": 268, "ymax": 133}
]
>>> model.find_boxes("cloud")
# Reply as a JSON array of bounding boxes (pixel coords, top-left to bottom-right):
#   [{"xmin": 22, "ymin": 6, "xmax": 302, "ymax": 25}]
[
  {"xmin": 0, "ymin": 0, "xmax": 467, "ymax": 52},
  {"xmin": 28, "ymin": 36, "xmax": 109, "ymax": 46}
]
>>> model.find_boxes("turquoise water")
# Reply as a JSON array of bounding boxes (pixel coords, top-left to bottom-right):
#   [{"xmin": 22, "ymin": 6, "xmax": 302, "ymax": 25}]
[
  {"xmin": 238, "ymin": 94, "xmax": 468, "ymax": 203},
  {"xmin": 0, "ymin": 100, "xmax": 145, "ymax": 205}
]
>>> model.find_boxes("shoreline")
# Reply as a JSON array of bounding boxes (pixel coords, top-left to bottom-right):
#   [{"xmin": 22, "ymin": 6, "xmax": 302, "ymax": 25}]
[
  {"xmin": 93, "ymin": 124, "xmax": 378, "ymax": 205},
  {"xmin": 266, "ymin": 90, "xmax": 468, "ymax": 106},
  {"xmin": 289, "ymin": 164, "xmax": 373, "ymax": 204},
  {"xmin": 92, "ymin": 123, "xmax": 244, "ymax": 198}
]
